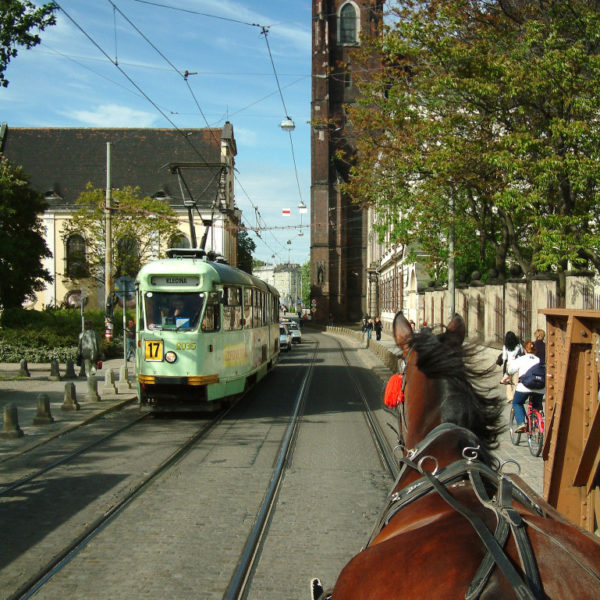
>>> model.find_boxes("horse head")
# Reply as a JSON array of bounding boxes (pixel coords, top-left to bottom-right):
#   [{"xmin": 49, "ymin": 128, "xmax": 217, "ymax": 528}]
[{"xmin": 392, "ymin": 311, "xmax": 503, "ymax": 463}]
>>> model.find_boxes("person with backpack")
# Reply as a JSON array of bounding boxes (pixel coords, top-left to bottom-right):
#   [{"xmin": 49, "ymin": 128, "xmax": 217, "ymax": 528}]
[
  {"xmin": 499, "ymin": 331, "xmax": 524, "ymax": 403},
  {"xmin": 502, "ymin": 340, "xmax": 545, "ymax": 433}
]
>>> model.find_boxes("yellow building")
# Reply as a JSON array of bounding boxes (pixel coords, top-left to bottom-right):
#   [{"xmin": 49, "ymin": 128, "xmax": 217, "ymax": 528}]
[{"xmin": 0, "ymin": 123, "xmax": 240, "ymax": 310}]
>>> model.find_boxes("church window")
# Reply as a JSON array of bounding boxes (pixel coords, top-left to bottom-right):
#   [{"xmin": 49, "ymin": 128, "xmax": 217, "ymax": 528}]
[
  {"xmin": 339, "ymin": 2, "xmax": 359, "ymax": 45},
  {"xmin": 66, "ymin": 234, "xmax": 88, "ymax": 279}
]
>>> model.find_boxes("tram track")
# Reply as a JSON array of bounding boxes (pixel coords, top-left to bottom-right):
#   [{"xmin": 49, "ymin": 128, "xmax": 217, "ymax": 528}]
[
  {"xmin": 7, "ymin": 404, "xmax": 233, "ymax": 600},
  {"xmin": 0, "ymin": 411, "xmax": 149, "ymax": 497},
  {"xmin": 2, "ymin": 333, "xmax": 395, "ymax": 600},
  {"xmin": 227, "ymin": 334, "xmax": 397, "ymax": 599},
  {"xmin": 334, "ymin": 337, "xmax": 399, "ymax": 480},
  {"xmin": 223, "ymin": 342, "xmax": 318, "ymax": 600}
]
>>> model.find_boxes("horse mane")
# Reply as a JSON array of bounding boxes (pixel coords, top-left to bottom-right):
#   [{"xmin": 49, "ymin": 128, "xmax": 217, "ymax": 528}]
[{"xmin": 409, "ymin": 328, "xmax": 505, "ymax": 463}]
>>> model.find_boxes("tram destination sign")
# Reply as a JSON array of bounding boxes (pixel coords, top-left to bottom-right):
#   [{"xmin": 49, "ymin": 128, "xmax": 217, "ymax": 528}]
[{"xmin": 150, "ymin": 275, "xmax": 200, "ymax": 287}]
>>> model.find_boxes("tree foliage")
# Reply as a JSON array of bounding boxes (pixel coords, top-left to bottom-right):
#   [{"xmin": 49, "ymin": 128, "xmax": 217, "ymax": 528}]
[
  {"xmin": 0, "ymin": 0, "xmax": 57, "ymax": 87},
  {"xmin": 344, "ymin": 0, "xmax": 600, "ymax": 283},
  {"xmin": 237, "ymin": 229, "xmax": 256, "ymax": 274},
  {"xmin": 0, "ymin": 157, "xmax": 52, "ymax": 308},
  {"xmin": 62, "ymin": 184, "xmax": 180, "ymax": 282}
]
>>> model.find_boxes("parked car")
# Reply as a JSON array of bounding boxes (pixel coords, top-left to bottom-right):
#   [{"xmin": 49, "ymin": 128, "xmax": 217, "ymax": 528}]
[
  {"xmin": 287, "ymin": 320, "xmax": 301, "ymax": 344},
  {"xmin": 279, "ymin": 324, "xmax": 291, "ymax": 352}
]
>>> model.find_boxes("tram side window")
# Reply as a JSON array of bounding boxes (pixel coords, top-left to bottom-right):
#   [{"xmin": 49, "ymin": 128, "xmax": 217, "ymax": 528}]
[
  {"xmin": 273, "ymin": 296, "xmax": 279, "ymax": 323},
  {"xmin": 223, "ymin": 286, "xmax": 243, "ymax": 331},
  {"xmin": 243, "ymin": 288, "xmax": 253, "ymax": 328},
  {"xmin": 252, "ymin": 289, "xmax": 261, "ymax": 328},
  {"xmin": 201, "ymin": 292, "xmax": 220, "ymax": 332}
]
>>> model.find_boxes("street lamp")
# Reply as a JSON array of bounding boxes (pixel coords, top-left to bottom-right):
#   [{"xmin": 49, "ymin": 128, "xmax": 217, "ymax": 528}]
[{"xmin": 280, "ymin": 117, "xmax": 295, "ymax": 131}]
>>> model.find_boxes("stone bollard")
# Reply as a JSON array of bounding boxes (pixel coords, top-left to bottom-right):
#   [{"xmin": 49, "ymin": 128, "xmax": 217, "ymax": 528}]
[
  {"xmin": 86, "ymin": 375, "xmax": 101, "ymax": 402},
  {"xmin": 49, "ymin": 358, "xmax": 61, "ymax": 381},
  {"xmin": 18, "ymin": 359, "xmax": 30, "ymax": 377},
  {"xmin": 101, "ymin": 368, "xmax": 117, "ymax": 395},
  {"xmin": 61, "ymin": 382, "xmax": 80, "ymax": 411},
  {"xmin": 118, "ymin": 364, "xmax": 132, "ymax": 393},
  {"xmin": 0, "ymin": 403, "xmax": 24, "ymax": 439},
  {"xmin": 33, "ymin": 393, "xmax": 55, "ymax": 425},
  {"xmin": 63, "ymin": 358, "xmax": 77, "ymax": 379}
]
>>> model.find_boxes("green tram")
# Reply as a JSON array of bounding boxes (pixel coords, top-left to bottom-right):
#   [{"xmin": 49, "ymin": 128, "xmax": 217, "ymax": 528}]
[{"xmin": 135, "ymin": 248, "xmax": 281, "ymax": 410}]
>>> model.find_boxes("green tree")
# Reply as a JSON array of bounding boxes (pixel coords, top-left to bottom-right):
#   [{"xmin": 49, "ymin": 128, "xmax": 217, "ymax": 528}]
[
  {"xmin": 0, "ymin": 157, "xmax": 52, "ymax": 308},
  {"xmin": 345, "ymin": 0, "xmax": 600, "ymax": 286},
  {"xmin": 237, "ymin": 229, "xmax": 256, "ymax": 274},
  {"xmin": 0, "ymin": 0, "xmax": 57, "ymax": 87},
  {"xmin": 62, "ymin": 184, "xmax": 180, "ymax": 283}
]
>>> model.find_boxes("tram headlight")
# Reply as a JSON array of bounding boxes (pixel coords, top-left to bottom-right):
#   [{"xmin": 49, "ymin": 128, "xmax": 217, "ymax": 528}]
[{"xmin": 165, "ymin": 351, "xmax": 177, "ymax": 363}]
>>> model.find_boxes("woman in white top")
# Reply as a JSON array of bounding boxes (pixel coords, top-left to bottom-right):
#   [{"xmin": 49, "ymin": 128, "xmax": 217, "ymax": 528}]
[
  {"xmin": 502, "ymin": 341, "xmax": 544, "ymax": 432},
  {"xmin": 500, "ymin": 331, "xmax": 524, "ymax": 403}
]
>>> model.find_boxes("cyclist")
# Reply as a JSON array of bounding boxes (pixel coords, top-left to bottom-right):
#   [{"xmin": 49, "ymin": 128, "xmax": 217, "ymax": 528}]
[{"xmin": 502, "ymin": 341, "xmax": 544, "ymax": 433}]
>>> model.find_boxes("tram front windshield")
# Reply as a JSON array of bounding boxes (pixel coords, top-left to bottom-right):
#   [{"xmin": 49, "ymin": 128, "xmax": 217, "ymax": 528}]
[{"xmin": 144, "ymin": 292, "xmax": 205, "ymax": 331}]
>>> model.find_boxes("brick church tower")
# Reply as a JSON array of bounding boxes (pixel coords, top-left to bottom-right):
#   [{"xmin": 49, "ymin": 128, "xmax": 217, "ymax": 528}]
[{"xmin": 310, "ymin": 0, "xmax": 383, "ymax": 323}]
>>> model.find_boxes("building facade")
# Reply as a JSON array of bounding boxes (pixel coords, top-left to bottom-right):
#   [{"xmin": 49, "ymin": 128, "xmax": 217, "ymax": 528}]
[
  {"xmin": 0, "ymin": 123, "xmax": 240, "ymax": 310},
  {"xmin": 310, "ymin": 0, "xmax": 384, "ymax": 323}
]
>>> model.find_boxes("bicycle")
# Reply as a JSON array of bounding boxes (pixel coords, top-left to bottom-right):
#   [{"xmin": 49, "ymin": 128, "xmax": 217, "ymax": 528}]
[{"xmin": 509, "ymin": 399, "xmax": 545, "ymax": 457}]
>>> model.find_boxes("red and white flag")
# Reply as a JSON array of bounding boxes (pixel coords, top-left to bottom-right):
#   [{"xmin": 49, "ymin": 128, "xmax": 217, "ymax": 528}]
[{"xmin": 282, "ymin": 208, "xmax": 291, "ymax": 216}]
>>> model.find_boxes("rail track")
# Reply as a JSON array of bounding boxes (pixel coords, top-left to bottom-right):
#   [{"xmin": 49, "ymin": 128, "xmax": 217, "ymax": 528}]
[{"xmin": 2, "ymin": 333, "xmax": 397, "ymax": 600}]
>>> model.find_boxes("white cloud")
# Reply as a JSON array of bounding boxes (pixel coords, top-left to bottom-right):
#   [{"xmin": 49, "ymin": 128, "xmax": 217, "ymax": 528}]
[{"xmin": 67, "ymin": 104, "xmax": 158, "ymax": 127}]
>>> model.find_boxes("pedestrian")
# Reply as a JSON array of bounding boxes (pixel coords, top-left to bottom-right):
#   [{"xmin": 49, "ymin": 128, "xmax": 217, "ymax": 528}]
[
  {"xmin": 366, "ymin": 317, "xmax": 374, "ymax": 340},
  {"xmin": 534, "ymin": 329, "xmax": 546, "ymax": 364},
  {"xmin": 420, "ymin": 321, "xmax": 432, "ymax": 334},
  {"xmin": 125, "ymin": 319, "xmax": 136, "ymax": 361},
  {"xmin": 374, "ymin": 317, "xmax": 382, "ymax": 341},
  {"xmin": 361, "ymin": 315, "xmax": 368, "ymax": 335},
  {"xmin": 502, "ymin": 341, "xmax": 544, "ymax": 433},
  {"xmin": 409, "ymin": 320, "xmax": 416, "ymax": 331},
  {"xmin": 78, "ymin": 319, "xmax": 102, "ymax": 377},
  {"xmin": 329, "ymin": 313, "xmax": 334, "ymax": 326},
  {"xmin": 499, "ymin": 331, "xmax": 524, "ymax": 403}
]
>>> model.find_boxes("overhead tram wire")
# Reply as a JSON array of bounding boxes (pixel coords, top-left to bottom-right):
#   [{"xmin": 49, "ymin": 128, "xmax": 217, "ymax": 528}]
[
  {"xmin": 129, "ymin": 0, "xmax": 307, "ymax": 257},
  {"xmin": 62, "ymin": 0, "xmax": 299, "ymax": 263},
  {"xmin": 260, "ymin": 26, "xmax": 305, "ymax": 208},
  {"xmin": 114, "ymin": 0, "xmax": 288, "ymax": 256}
]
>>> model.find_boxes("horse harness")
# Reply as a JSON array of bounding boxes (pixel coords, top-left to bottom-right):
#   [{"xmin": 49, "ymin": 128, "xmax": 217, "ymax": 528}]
[{"xmin": 366, "ymin": 423, "xmax": 547, "ymax": 600}]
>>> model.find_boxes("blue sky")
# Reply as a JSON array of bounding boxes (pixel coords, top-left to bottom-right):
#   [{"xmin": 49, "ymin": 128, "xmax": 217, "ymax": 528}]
[{"xmin": 2, "ymin": 0, "xmax": 312, "ymax": 265}]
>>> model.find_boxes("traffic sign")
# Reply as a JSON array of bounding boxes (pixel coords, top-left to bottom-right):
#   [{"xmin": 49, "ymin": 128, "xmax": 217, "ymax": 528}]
[
  {"xmin": 311, "ymin": 298, "xmax": 317, "ymax": 307},
  {"xmin": 114, "ymin": 276, "xmax": 135, "ymax": 299}
]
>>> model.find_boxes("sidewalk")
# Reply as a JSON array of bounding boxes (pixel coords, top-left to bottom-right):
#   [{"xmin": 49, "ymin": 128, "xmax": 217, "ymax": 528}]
[{"xmin": 0, "ymin": 358, "xmax": 137, "ymax": 461}]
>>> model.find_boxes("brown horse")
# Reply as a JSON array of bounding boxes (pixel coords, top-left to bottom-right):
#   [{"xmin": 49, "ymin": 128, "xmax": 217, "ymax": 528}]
[{"xmin": 324, "ymin": 312, "xmax": 600, "ymax": 599}]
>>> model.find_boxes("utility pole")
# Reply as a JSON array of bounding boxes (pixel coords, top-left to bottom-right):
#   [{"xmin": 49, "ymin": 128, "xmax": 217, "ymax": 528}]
[{"xmin": 105, "ymin": 142, "xmax": 113, "ymax": 341}]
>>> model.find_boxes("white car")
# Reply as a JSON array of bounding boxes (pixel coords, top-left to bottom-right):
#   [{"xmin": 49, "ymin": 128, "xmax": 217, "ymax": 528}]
[
  {"xmin": 287, "ymin": 321, "xmax": 302, "ymax": 344},
  {"xmin": 279, "ymin": 325, "xmax": 291, "ymax": 352}
]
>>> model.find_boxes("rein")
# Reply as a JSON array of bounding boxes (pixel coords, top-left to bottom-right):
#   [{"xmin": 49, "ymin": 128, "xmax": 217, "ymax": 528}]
[{"xmin": 367, "ymin": 424, "xmax": 546, "ymax": 600}]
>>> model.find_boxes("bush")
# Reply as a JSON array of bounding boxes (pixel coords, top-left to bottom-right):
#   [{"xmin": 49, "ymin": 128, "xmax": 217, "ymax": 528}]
[{"xmin": 0, "ymin": 308, "xmax": 126, "ymax": 362}]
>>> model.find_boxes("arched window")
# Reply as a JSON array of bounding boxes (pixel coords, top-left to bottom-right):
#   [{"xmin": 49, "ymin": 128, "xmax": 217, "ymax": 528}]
[
  {"xmin": 339, "ymin": 2, "xmax": 358, "ymax": 44},
  {"xmin": 169, "ymin": 233, "xmax": 190, "ymax": 248},
  {"xmin": 116, "ymin": 236, "xmax": 140, "ymax": 278},
  {"xmin": 66, "ymin": 234, "xmax": 88, "ymax": 279}
]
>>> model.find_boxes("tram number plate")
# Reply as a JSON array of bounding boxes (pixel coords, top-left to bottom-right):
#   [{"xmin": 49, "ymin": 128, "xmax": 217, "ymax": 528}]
[{"xmin": 145, "ymin": 340, "xmax": 163, "ymax": 361}]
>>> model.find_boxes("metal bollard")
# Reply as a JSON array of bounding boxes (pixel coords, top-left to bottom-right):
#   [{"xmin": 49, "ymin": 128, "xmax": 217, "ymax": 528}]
[
  {"xmin": 0, "ymin": 403, "xmax": 24, "ymax": 439},
  {"xmin": 49, "ymin": 358, "xmax": 61, "ymax": 381},
  {"xmin": 61, "ymin": 382, "xmax": 80, "ymax": 411},
  {"xmin": 33, "ymin": 393, "xmax": 55, "ymax": 424},
  {"xmin": 86, "ymin": 375, "xmax": 101, "ymax": 402},
  {"xmin": 18, "ymin": 359, "xmax": 30, "ymax": 378}
]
